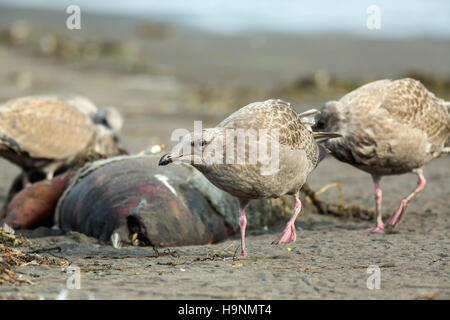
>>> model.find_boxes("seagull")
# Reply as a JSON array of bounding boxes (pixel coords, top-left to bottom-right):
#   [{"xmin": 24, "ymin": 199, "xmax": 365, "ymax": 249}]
[
  {"xmin": 313, "ymin": 78, "xmax": 450, "ymax": 233},
  {"xmin": 159, "ymin": 99, "xmax": 339, "ymax": 257},
  {"xmin": 36, "ymin": 94, "xmax": 124, "ymax": 134},
  {"xmin": 0, "ymin": 95, "xmax": 124, "ymax": 186}
]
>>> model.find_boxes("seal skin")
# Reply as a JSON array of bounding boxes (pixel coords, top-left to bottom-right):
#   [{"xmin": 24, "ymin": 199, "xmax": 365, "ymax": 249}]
[
  {"xmin": 2, "ymin": 173, "xmax": 73, "ymax": 229},
  {"xmin": 56, "ymin": 155, "xmax": 232, "ymax": 247}
]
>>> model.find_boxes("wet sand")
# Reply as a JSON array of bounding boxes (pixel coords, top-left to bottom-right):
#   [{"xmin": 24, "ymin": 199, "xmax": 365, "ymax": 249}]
[
  {"xmin": 1, "ymin": 155, "xmax": 448, "ymax": 300},
  {"xmin": 0, "ymin": 6, "xmax": 449, "ymax": 299}
]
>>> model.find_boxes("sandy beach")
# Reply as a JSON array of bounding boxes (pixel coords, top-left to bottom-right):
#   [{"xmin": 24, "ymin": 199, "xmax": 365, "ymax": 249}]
[{"xmin": 0, "ymin": 6, "xmax": 448, "ymax": 299}]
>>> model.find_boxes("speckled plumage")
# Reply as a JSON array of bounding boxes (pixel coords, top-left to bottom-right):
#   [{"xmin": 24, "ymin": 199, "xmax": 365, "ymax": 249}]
[
  {"xmin": 23, "ymin": 94, "xmax": 124, "ymax": 133},
  {"xmin": 160, "ymin": 98, "xmax": 339, "ymax": 255},
  {"xmin": 314, "ymin": 78, "xmax": 450, "ymax": 232},
  {"xmin": 218, "ymin": 99, "xmax": 319, "ymax": 160},
  {"xmin": 0, "ymin": 96, "xmax": 121, "ymax": 180},
  {"xmin": 52, "ymin": 94, "xmax": 99, "ymax": 116},
  {"xmin": 317, "ymin": 78, "xmax": 449, "ymax": 175},
  {"xmin": 198, "ymin": 99, "xmax": 321, "ymax": 200}
]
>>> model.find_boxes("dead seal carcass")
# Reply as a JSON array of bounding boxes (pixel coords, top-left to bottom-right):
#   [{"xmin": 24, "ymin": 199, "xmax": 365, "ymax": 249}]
[
  {"xmin": 3, "ymin": 155, "xmax": 297, "ymax": 248},
  {"xmin": 54, "ymin": 155, "xmax": 233, "ymax": 248},
  {"xmin": 3, "ymin": 172, "xmax": 73, "ymax": 229}
]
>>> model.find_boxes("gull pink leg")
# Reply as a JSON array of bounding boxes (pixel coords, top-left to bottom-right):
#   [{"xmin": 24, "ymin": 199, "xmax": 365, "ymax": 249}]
[
  {"xmin": 22, "ymin": 173, "xmax": 32, "ymax": 188},
  {"xmin": 387, "ymin": 170, "xmax": 426, "ymax": 228},
  {"xmin": 272, "ymin": 195, "xmax": 301, "ymax": 245},
  {"xmin": 354, "ymin": 175, "xmax": 384, "ymax": 233},
  {"xmin": 238, "ymin": 200, "xmax": 249, "ymax": 258},
  {"xmin": 46, "ymin": 171, "xmax": 55, "ymax": 181}
]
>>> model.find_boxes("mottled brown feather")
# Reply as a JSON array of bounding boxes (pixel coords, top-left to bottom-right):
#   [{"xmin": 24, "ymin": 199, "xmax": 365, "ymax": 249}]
[
  {"xmin": 218, "ymin": 99, "xmax": 319, "ymax": 164},
  {"xmin": 0, "ymin": 96, "xmax": 96, "ymax": 159},
  {"xmin": 341, "ymin": 78, "xmax": 449, "ymax": 146},
  {"xmin": 318, "ymin": 78, "xmax": 450, "ymax": 175}
]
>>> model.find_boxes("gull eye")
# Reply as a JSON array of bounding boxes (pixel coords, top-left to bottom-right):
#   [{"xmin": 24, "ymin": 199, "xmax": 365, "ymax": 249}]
[
  {"xmin": 200, "ymin": 139, "xmax": 207, "ymax": 147},
  {"xmin": 190, "ymin": 141, "xmax": 195, "ymax": 147},
  {"xmin": 316, "ymin": 118, "xmax": 326, "ymax": 129}
]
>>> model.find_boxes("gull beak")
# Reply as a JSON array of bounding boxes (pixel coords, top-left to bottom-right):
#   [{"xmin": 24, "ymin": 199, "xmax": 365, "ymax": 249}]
[
  {"xmin": 118, "ymin": 147, "xmax": 129, "ymax": 155},
  {"xmin": 158, "ymin": 153, "xmax": 173, "ymax": 166}
]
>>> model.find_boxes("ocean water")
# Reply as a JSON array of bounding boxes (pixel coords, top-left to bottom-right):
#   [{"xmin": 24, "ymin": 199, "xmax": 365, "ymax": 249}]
[{"xmin": 1, "ymin": 0, "xmax": 449, "ymax": 38}]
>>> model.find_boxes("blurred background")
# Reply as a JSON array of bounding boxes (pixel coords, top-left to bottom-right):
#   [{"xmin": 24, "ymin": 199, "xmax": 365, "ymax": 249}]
[{"xmin": 0, "ymin": 0, "xmax": 449, "ymax": 153}]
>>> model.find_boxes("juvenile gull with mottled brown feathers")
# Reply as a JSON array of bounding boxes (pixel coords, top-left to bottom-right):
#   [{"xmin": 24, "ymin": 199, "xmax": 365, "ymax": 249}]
[
  {"xmin": 314, "ymin": 78, "xmax": 450, "ymax": 232},
  {"xmin": 0, "ymin": 96, "xmax": 123, "ymax": 185},
  {"xmin": 159, "ymin": 99, "xmax": 339, "ymax": 257},
  {"xmin": 30, "ymin": 94, "xmax": 124, "ymax": 134}
]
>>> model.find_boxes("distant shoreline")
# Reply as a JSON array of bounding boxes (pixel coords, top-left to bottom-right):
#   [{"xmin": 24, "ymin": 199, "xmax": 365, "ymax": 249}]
[
  {"xmin": 1, "ymin": 2, "xmax": 450, "ymax": 40},
  {"xmin": 1, "ymin": 4, "xmax": 450, "ymax": 85}
]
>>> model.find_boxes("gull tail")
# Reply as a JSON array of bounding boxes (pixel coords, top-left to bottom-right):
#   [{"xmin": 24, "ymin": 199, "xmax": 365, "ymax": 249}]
[{"xmin": 312, "ymin": 132, "xmax": 341, "ymax": 143}]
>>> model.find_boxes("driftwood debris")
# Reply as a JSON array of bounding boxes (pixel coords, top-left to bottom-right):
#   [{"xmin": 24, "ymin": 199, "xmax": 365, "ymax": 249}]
[
  {"xmin": 0, "ymin": 226, "xmax": 68, "ymax": 285},
  {"xmin": 301, "ymin": 183, "xmax": 375, "ymax": 221}
]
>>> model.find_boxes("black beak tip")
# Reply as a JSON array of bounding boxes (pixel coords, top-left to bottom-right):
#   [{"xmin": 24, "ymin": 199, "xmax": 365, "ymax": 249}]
[{"xmin": 158, "ymin": 154, "xmax": 172, "ymax": 166}]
